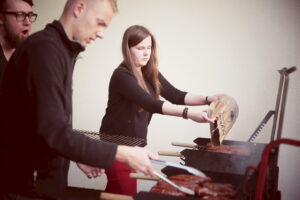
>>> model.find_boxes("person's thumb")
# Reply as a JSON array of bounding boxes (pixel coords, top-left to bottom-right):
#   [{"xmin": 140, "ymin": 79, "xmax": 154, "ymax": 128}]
[
  {"xmin": 147, "ymin": 150, "xmax": 158, "ymax": 160},
  {"xmin": 204, "ymin": 115, "xmax": 215, "ymax": 123}
]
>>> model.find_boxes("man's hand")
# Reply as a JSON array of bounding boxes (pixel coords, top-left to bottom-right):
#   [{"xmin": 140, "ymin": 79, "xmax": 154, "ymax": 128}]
[
  {"xmin": 76, "ymin": 162, "xmax": 105, "ymax": 179},
  {"xmin": 115, "ymin": 146, "xmax": 158, "ymax": 176}
]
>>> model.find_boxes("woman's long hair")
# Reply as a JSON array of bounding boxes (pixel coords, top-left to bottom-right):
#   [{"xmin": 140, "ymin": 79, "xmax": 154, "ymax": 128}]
[{"xmin": 120, "ymin": 25, "xmax": 161, "ymax": 99}]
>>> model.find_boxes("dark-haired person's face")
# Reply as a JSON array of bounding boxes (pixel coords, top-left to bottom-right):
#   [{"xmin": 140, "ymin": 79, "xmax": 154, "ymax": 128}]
[
  {"xmin": 73, "ymin": 0, "xmax": 114, "ymax": 47},
  {"xmin": 130, "ymin": 36, "xmax": 152, "ymax": 68},
  {"xmin": 1, "ymin": 0, "xmax": 33, "ymax": 48}
]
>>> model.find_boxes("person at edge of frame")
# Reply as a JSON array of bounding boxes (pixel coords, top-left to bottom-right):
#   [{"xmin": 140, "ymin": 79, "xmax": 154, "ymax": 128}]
[
  {"xmin": 0, "ymin": 0, "xmax": 37, "ymax": 94},
  {"xmin": 0, "ymin": 1, "xmax": 158, "ymax": 200}
]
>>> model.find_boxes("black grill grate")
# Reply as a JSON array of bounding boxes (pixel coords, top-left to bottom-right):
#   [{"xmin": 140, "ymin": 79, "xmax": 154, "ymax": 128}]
[{"xmin": 73, "ymin": 129, "xmax": 145, "ymax": 146}]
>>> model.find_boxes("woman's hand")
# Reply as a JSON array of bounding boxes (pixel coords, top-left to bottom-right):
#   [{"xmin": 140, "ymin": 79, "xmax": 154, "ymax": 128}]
[
  {"xmin": 184, "ymin": 93, "xmax": 225, "ymax": 105},
  {"xmin": 206, "ymin": 93, "xmax": 225, "ymax": 105},
  {"xmin": 162, "ymin": 102, "xmax": 215, "ymax": 123},
  {"xmin": 187, "ymin": 107, "xmax": 215, "ymax": 123}
]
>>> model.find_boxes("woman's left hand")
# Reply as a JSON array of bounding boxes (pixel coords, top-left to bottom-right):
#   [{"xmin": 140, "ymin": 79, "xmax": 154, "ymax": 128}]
[{"xmin": 206, "ymin": 94, "xmax": 225, "ymax": 105}]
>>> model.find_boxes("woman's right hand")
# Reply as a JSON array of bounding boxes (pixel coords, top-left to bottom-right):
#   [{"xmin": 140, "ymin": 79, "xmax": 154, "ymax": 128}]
[{"xmin": 187, "ymin": 107, "xmax": 215, "ymax": 123}]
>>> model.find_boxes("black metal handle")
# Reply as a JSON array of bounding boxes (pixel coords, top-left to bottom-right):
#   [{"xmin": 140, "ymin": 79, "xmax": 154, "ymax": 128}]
[{"xmin": 286, "ymin": 66, "xmax": 297, "ymax": 74}]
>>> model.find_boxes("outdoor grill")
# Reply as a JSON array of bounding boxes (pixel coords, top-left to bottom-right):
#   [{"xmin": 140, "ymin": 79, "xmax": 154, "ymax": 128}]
[
  {"xmin": 62, "ymin": 67, "xmax": 298, "ymax": 200},
  {"xmin": 157, "ymin": 67, "xmax": 298, "ymax": 200}
]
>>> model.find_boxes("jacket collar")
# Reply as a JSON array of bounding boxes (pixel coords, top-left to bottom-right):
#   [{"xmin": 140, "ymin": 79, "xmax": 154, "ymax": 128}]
[{"xmin": 46, "ymin": 20, "xmax": 85, "ymax": 55}]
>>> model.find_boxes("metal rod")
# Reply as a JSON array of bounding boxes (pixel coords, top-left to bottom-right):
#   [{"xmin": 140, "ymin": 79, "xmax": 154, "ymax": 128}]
[
  {"xmin": 275, "ymin": 72, "xmax": 289, "ymax": 141},
  {"xmin": 270, "ymin": 68, "xmax": 285, "ymax": 142},
  {"xmin": 270, "ymin": 66, "xmax": 296, "ymax": 142}
]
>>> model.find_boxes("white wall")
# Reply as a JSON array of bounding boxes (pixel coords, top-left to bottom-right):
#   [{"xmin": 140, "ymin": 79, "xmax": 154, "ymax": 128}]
[{"xmin": 31, "ymin": 0, "xmax": 300, "ymax": 199}]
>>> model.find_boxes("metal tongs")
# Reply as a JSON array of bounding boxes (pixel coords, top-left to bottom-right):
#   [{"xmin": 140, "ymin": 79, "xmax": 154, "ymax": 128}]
[
  {"xmin": 151, "ymin": 159, "xmax": 207, "ymax": 177},
  {"xmin": 153, "ymin": 171, "xmax": 195, "ymax": 196}
]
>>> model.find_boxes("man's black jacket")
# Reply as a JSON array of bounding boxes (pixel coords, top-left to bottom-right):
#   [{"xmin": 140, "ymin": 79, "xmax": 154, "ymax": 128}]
[{"xmin": 0, "ymin": 21, "xmax": 117, "ymax": 199}]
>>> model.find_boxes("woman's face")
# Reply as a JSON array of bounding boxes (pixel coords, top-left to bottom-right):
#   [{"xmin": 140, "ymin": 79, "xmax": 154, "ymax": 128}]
[{"xmin": 130, "ymin": 36, "xmax": 152, "ymax": 68}]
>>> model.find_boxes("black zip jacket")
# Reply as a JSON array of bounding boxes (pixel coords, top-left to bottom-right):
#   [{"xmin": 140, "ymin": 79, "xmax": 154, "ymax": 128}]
[{"xmin": 0, "ymin": 21, "xmax": 117, "ymax": 199}]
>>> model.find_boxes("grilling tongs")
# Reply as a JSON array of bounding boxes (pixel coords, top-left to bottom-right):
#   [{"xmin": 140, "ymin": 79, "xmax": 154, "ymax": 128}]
[
  {"xmin": 151, "ymin": 159, "xmax": 207, "ymax": 177},
  {"xmin": 153, "ymin": 171, "xmax": 195, "ymax": 195}
]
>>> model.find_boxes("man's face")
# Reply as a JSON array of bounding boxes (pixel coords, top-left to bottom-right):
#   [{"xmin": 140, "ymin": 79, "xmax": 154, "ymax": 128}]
[
  {"xmin": 0, "ymin": 0, "xmax": 33, "ymax": 48},
  {"xmin": 74, "ymin": 0, "xmax": 114, "ymax": 47}
]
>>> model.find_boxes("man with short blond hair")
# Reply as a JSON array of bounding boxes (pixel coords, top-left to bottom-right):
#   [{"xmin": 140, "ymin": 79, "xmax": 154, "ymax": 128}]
[
  {"xmin": 64, "ymin": 0, "xmax": 118, "ymax": 13},
  {"xmin": 0, "ymin": 0, "xmax": 156, "ymax": 199}
]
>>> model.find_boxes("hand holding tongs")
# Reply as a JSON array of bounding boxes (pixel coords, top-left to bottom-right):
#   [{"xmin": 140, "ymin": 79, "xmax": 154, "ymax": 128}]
[
  {"xmin": 153, "ymin": 171, "xmax": 195, "ymax": 196},
  {"xmin": 151, "ymin": 159, "xmax": 207, "ymax": 177}
]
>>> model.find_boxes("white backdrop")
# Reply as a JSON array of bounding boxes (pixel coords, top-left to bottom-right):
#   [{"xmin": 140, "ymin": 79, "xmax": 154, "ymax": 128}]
[{"xmin": 31, "ymin": 0, "xmax": 300, "ymax": 199}]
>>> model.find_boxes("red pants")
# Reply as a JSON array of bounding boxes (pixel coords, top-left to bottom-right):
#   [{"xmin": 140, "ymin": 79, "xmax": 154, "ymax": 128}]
[{"xmin": 105, "ymin": 161, "xmax": 137, "ymax": 195}]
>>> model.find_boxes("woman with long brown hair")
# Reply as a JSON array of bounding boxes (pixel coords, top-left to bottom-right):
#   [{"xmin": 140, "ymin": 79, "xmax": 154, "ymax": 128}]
[{"xmin": 100, "ymin": 25, "xmax": 222, "ymax": 195}]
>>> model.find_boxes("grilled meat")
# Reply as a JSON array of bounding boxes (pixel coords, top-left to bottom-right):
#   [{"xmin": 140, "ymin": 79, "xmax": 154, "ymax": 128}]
[
  {"xmin": 150, "ymin": 174, "xmax": 236, "ymax": 199},
  {"xmin": 205, "ymin": 142, "xmax": 251, "ymax": 156}
]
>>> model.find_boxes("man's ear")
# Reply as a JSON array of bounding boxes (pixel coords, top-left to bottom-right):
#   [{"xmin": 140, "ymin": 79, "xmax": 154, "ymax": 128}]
[{"xmin": 73, "ymin": 0, "xmax": 86, "ymax": 18}]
